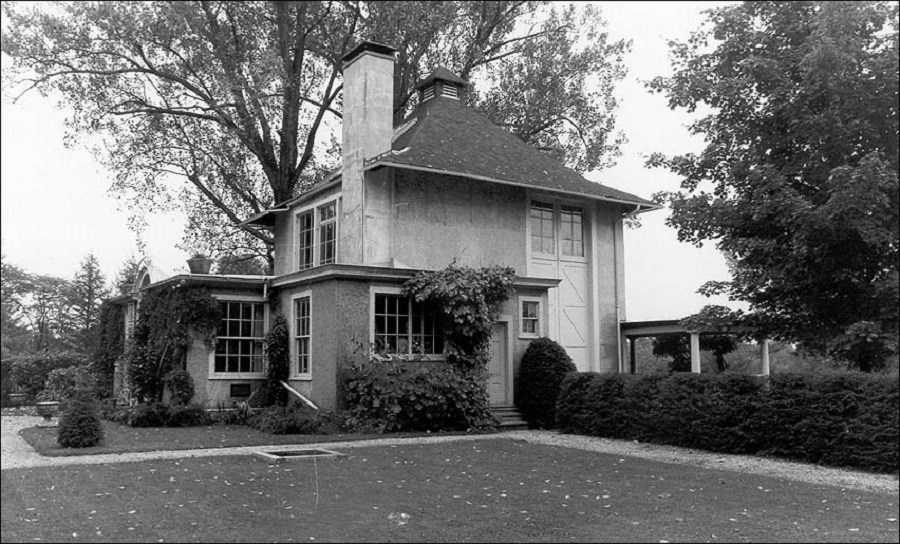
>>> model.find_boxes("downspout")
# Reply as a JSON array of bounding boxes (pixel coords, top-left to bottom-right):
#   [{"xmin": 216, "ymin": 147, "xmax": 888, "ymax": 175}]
[{"xmin": 615, "ymin": 204, "xmax": 642, "ymax": 373}]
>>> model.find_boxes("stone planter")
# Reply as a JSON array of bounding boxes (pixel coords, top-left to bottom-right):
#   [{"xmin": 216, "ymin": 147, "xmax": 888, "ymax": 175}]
[
  {"xmin": 35, "ymin": 401, "xmax": 60, "ymax": 427},
  {"xmin": 187, "ymin": 256, "xmax": 212, "ymax": 274},
  {"xmin": 9, "ymin": 392, "xmax": 26, "ymax": 409}
]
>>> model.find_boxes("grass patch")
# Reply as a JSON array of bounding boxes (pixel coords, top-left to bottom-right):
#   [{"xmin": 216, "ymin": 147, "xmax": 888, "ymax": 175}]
[
  {"xmin": 19, "ymin": 420, "xmax": 479, "ymax": 457},
  {"xmin": 3, "ymin": 440, "xmax": 898, "ymax": 542}
]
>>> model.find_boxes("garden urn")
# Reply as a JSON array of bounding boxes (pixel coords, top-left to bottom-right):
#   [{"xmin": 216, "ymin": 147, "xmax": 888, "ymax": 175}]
[
  {"xmin": 35, "ymin": 401, "xmax": 60, "ymax": 426},
  {"xmin": 187, "ymin": 255, "xmax": 212, "ymax": 274}
]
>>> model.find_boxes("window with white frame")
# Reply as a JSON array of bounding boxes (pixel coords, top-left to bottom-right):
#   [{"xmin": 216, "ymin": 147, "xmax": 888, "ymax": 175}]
[
  {"xmin": 530, "ymin": 200, "xmax": 585, "ymax": 259},
  {"xmin": 318, "ymin": 202, "xmax": 337, "ymax": 265},
  {"xmin": 294, "ymin": 295, "xmax": 311, "ymax": 377},
  {"xmin": 373, "ymin": 293, "xmax": 444, "ymax": 356},
  {"xmin": 297, "ymin": 211, "xmax": 314, "ymax": 270},
  {"xmin": 559, "ymin": 205, "xmax": 584, "ymax": 257},
  {"xmin": 519, "ymin": 297, "xmax": 541, "ymax": 338},
  {"xmin": 530, "ymin": 200, "xmax": 555, "ymax": 255},
  {"xmin": 214, "ymin": 301, "xmax": 265, "ymax": 374},
  {"xmin": 294, "ymin": 198, "xmax": 339, "ymax": 271}
]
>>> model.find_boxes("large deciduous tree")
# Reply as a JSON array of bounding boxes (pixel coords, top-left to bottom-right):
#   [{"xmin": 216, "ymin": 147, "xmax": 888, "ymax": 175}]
[
  {"xmin": 2, "ymin": 1, "xmax": 629, "ymax": 265},
  {"xmin": 648, "ymin": 1, "xmax": 899, "ymax": 371}
]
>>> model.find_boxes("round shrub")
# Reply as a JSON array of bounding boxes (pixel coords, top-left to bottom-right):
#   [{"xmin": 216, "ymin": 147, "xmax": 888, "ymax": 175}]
[
  {"xmin": 250, "ymin": 406, "xmax": 296, "ymax": 434},
  {"xmin": 249, "ymin": 405, "xmax": 324, "ymax": 435},
  {"xmin": 163, "ymin": 369, "xmax": 195, "ymax": 405},
  {"xmin": 128, "ymin": 402, "xmax": 170, "ymax": 427},
  {"xmin": 57, "ymin": 400, "xmax": 104, "ymax": 448},
  {"xmin": 515, "ymin": 337, "xmax": 577, "ymax": 429},
  {"xmin": 167, "ymin": 403, "xmax": 209, "ymax": 427}
]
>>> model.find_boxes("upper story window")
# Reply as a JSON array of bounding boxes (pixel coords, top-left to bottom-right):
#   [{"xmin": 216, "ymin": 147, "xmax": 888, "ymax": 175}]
[
  {"xmin": 297, "ymin": 211, "xmax": 314, "ymax": 270},
  {"xmin": 559, "ymin": 205, "xmax": 584, "ymax": 257},
  {"xmin": 530, "ymin": 200, "xmax": 585, "ymax": 259},
  {"xmin": 319, "ymin": 202, "xmax": 337, "ymax": 265},
  {"xmin": 214, "ymin": 301, "xmax": 265, "ymax": 374},
  {"xmin": 295, "ymin": 198, "xmax": 339, "ymax": 271},
  {"xmin": 530, "ymin": 201, "xmax": 555, "ymax": 255},
  {"xmin": 373, "ymin": 293, "xmax": 445, "ymax": 357}
]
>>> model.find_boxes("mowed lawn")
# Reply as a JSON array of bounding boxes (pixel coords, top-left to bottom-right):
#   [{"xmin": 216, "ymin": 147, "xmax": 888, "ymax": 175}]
[{"xmin": 2, "ymin": 439, "xmax": 898, "ymax": 543}]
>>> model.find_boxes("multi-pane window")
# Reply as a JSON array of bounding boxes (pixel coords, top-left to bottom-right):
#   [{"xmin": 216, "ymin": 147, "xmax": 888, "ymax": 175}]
[
  {"xmin": 530, "ymin": 201, "xmax": 555, "ymax": 255},
  {"xmin": 215, "ymin": 301, "xmax": 264, "ymax": 373},
  {"xmin": 295, "ymin": 199, "xmax": 338, "ymax": 271},
  {"xmin": 318, "ymin": 202, "xmax": 336, "ymax": 265},
  {"xmin": 521, "ymin": 299, "xmax": 540, "ymax": 337},
  {"xmin": 560, "ymin": 205, "xmax": 584, "ymax": 257},
  {"xmin": 531, "ymin": 201, "xmax": 586, "ymax": 258},
  {"xmin": 374, "ymin": 294, "xmax": 444, "ymax": 356},
  {"xmin": 297, "ymin": 211, "xmax": 314, "ymax": 270},
  {"xmin": 294, "ymin": 296, "xmax": 311, "ymax": 376}
]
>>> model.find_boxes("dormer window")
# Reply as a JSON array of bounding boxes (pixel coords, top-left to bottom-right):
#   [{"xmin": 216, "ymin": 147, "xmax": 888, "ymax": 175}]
[{"xmin": 423, "ymin": 85, "xmax": 435, "ymax": 102}]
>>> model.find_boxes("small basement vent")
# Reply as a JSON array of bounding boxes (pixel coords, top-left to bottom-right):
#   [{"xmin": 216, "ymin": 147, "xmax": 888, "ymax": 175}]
[
  {"xmin": 441, "ymin": 85, "xmax": 459, "ymax": 99},
  {"xmin": 254, "ymin": 448, "xmax": 344, "ymax": 463},
  {"xmin": 423, "ymin": 85, "xmax": 435, "ymax": 102},
  {"xmin": 230, "ymin": 383, "xmax": 252, "ymax": 398}
]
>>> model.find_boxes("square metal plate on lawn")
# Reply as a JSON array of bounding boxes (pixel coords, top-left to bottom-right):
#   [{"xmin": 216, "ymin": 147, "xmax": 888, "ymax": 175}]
[{"xmin": 253, "ymin": 448, "xmax": 344, "ymax": 463}]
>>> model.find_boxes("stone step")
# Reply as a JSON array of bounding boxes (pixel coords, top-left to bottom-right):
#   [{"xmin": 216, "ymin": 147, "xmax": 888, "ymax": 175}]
[{"xmin": 491, "ymin": 405, "xmax": 529, "ymax": 430}]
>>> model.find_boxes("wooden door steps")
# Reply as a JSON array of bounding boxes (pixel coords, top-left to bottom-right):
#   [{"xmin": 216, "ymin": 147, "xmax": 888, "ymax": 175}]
[{"xmin": 491, "ymin": 405, "xmax": 529, "ymax": 431}]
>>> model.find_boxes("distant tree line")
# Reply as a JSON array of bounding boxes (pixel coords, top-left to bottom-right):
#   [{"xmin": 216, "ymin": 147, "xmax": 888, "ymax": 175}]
[{"xmin": 1, "ymin": 249, "xmax": 141, "ymax": 358}]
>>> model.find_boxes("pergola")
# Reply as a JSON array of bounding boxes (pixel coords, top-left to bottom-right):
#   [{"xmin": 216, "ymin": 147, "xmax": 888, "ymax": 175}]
[{"xmin": 619, "ymin": 319, "xmax": 770, "ymax": 375}]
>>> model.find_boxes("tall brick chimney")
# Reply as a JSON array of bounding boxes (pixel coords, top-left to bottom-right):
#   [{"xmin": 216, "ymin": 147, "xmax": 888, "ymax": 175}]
[{"xmin": 339, "ymin": 41, "xmax": 396, "ymax": 265}]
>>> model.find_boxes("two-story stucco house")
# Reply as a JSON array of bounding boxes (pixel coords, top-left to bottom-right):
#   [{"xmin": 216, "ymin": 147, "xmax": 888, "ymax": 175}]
[{"xmin": 116, "ymin": 42, "xmax": 659, "ymax": 411}]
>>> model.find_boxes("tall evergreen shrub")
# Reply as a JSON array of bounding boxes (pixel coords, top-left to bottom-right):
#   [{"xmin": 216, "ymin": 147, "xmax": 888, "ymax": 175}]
[
  {"xmin": 515, "ymin": 337, "xmax": 577, "ymax": 429},
  {"xmin": 264, "ymin": 314, "xmax": 290, "ymax": 406}
]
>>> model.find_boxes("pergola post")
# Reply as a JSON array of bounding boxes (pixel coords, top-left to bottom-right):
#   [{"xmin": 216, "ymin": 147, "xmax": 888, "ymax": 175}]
[
  {"xmin": 690, "ymin": 332, "xmax": 701, "ymax": 373},
  {"xmin": 629, "ymin": 338, "xmax": 636, "ymax": 374},
  {"xmin": 760, "ymin": 339, "xmax": 770, "ymax": 376}
]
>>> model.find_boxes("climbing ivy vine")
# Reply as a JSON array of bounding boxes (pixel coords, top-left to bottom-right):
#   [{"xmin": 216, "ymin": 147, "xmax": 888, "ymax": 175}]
[
  {"xmin": 127, "ymin": 283, "xmax": 220, "ymax": 402},
  {"xmin": 404, "ymin": 263, "xmax": 516, "ymax": 371}
]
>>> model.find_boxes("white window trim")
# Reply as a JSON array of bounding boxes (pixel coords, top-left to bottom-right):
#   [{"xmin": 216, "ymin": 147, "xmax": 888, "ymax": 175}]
[
  {"xmin": 290, "ymin": 290, "xmax": 313, "ymax": 381},
  {"xmin": 208, "ymin": 295, "xmax": 268, "ymax": 380},
  {"xmin": 292, "ymin": 192, "xmax": 342, "ymax": 272},
  {"xmin": 368, "ymin": 285, "xmax": 446, "ymax": 361},
  {"xmin": 528, "ymin": 194, "xmax": 589, "ymax": 264},
  {"xmin": 518, "ymin": 295, "xmax": 543, "ymax": 339}
]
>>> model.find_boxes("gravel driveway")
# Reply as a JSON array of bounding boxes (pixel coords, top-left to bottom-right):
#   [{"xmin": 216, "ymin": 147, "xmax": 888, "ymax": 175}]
[{"xmin": 3, "ymin": 415, "xmax": 897, "ymax": 495}]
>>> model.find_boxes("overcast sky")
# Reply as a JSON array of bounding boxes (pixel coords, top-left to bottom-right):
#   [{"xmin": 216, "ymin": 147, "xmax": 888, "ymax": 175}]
[{"xmin": 0, "ymin": 1, "xmax": 740, "ymax": 321}]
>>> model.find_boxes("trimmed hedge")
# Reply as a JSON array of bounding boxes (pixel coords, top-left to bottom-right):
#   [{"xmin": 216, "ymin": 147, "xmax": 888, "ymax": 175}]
[
  {"xmin": 249, "ymin": 405, "xmax": 326, "ymax": 435},
  {"xmin": 515, "ymin": 337, "xmax": 577, "ymax": 429},
  {"xmin": 343, "ymin": 360, "xmax": 497, "ymax": 433},
  {"xmin": 556, "ymin": 372, "xmax": 899, "ymax": 473}
]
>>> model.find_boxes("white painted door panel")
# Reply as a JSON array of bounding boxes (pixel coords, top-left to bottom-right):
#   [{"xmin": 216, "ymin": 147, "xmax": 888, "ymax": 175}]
[
  {"xmin": 488, "ymin": 322, "xmax": 508, "ymax": 405},
  {"xmin": 560, "ymin": 262, "xmax": 589, "ymax": 371}
]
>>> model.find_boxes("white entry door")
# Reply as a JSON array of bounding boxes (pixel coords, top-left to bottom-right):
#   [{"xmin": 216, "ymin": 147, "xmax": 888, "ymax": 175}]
[{"xmin": 488, "ymin": 322, "xmax": 509, "ymax": 406}]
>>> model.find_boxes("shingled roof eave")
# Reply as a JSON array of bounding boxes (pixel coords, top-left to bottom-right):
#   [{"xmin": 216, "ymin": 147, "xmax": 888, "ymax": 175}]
[{"xmin": 363, "ymin": 158, "xmax": 662, "ymax": 212}]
